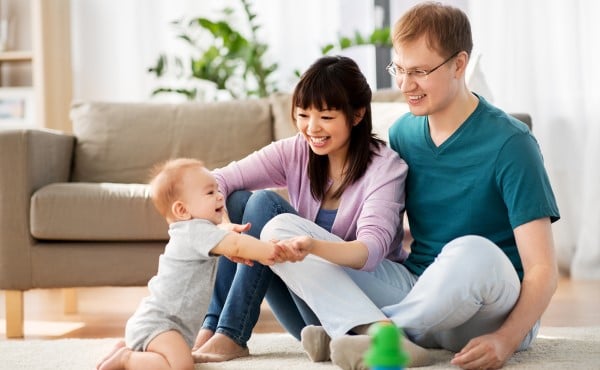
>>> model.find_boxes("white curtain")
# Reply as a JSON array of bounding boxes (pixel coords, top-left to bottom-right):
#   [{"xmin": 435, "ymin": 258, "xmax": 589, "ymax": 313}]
[
  {"xmin": 70, "ymin": 0, "xmax": 238, "ymax": 101},
  {"xmin": 70, "ymin": 0, "xmax": 378, "ymax": 101},
  {"xmin": 466, "ymin": 0, "xmax": 600, "ymax": 279}
]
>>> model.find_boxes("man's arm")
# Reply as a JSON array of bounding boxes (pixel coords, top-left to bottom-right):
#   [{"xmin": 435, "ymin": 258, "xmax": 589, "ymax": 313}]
[{"xmin": 452, "ymin": 217, "xmax": 558, "ymax": 369}]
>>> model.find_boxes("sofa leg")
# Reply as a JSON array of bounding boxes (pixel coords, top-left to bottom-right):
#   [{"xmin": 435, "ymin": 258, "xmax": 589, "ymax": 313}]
[
  {"xmin": 5, "ymin": 290, "xmax": 24, "ymax": 338},
  {"xmin": 63, "ymin": 288, "xmax": 78, "ymax": 314}
]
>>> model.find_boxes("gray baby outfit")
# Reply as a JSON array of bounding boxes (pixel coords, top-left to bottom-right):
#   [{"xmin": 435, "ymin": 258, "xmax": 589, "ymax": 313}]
[{"xmin": 125, "ymin": 219, "xmax": 228, "ymax": 350}]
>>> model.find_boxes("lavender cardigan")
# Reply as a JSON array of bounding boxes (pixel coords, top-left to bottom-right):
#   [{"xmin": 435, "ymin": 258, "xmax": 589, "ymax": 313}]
[{"xmin": 213, "ymin": 134, "xmax": 408, "ymax": 271}]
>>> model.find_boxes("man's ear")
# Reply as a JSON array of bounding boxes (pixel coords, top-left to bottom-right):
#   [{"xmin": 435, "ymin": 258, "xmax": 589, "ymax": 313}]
[
  {"xmin": 353, "ymin": 107, "xmax": 366, "ymax": 126},
  {"xmin": 454, "ymin": 51, "xmax": 469, "ymax": 77},
  {"xmin": 171, "ymin": 200, "xmax": 190, "ymax": 221}
]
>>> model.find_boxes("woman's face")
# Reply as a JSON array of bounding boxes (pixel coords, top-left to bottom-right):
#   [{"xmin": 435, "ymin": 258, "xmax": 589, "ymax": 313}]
[{"xmin": 295, "ymin": 105, "xmax": 353, "ymax": 159}]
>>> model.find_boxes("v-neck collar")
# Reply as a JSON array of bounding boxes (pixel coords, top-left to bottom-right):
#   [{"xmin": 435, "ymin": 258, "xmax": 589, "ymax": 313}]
[{"xmin": 424, "ymin": 100, "xmax": 483, "ymax": 156}]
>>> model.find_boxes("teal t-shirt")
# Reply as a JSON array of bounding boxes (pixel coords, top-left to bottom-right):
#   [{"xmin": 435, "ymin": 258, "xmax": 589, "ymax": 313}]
[{"xmin": 389, "ymin": 97, "xmax": 559, "ymax": 280}]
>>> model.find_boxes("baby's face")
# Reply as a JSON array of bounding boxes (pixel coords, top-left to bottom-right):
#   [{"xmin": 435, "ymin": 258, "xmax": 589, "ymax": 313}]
[{"xmin": 180, "ymin": 167, "xmax": 225, "ymax": 224}]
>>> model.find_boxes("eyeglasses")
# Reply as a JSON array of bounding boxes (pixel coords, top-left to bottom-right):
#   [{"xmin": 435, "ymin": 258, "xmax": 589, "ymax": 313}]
[{"xmin": 386, "ymin": 51, "xmax": 461, "ymax": 80}]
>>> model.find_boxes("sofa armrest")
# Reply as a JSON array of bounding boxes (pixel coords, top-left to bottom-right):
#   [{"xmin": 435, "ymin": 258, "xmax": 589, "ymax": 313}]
[{"xmin": 0, "ymin": 128, "xmax": 75, "ymax": 290}]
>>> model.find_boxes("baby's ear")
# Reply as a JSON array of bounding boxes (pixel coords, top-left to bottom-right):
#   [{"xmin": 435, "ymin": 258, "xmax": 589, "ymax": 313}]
[{"xmin": 171, "ymin": 200, "xmax": 190, "ymax": 221}]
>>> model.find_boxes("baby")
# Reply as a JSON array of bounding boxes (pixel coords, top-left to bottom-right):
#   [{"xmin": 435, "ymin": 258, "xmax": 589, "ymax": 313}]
[{"xmin": 96, "ymin": 158, "xmax": 279, "ymax": 370}]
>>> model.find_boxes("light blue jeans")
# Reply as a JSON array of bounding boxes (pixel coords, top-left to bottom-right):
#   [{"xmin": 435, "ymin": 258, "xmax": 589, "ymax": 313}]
[
  {"xmin": 265, "ymin": 213, "xmax": 538, "ymax": 352},
  {"xmin": 201, "ymin": 190, "xmax": 318, "ymax": 347}
]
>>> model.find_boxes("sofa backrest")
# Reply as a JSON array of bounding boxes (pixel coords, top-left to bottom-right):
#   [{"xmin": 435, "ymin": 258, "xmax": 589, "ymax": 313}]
[{"xmin": 70, "ymin": 99, "xmax": 274, "ymax": 183}]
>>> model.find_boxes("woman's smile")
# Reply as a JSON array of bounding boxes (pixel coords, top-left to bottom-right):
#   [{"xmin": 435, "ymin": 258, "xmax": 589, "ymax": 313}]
[{"xmin": 308, "ymin": 135, "xmax": 331, "ymax": 148}]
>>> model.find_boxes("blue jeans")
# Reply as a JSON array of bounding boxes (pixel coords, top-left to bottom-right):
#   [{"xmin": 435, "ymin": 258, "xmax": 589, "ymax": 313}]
[{"xmin": 202, "ymin": 190, "xmax": 319, "ymax": 346}]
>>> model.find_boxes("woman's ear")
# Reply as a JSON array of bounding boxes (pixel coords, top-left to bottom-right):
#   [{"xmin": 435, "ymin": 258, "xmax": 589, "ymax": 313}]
[
  {"xmin": 353, "ymin": 107, "xmax": 366, "ymax": 126},
  {"xmin": 171, "ymin": 200, "xmax": 190, "ymax": 221}
]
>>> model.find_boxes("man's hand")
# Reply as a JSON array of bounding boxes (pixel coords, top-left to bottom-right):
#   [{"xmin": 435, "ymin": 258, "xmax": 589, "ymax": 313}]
[
  {"xmin": 219, "ymin": 222, "xmax": 254, "ymax": 266},
  {"xmin": 450, "ymin": 332, "xmax": 517, "ymax": 369}
]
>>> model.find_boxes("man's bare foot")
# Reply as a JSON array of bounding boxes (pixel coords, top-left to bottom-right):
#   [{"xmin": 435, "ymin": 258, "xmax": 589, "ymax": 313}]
[
  {"xmin": 193, "ymin": 328, "xmax": 215, "ymax": 351},
  {"xmin": 96, "ymin": 340, "xmax": 131, "ymax": 370},
  {"xmin": 192, "ymin": 333, "xmax": 250, "ymax": 363}
]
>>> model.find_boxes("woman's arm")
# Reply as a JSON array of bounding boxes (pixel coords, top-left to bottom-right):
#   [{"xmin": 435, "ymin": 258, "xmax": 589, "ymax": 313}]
[
  {"xmin": 274, "ymin": 236, "xmax": 369, "ymax": 269},
  {"xmin": 350, "ymin": 149, "xmax": 408, "ymax": 271},
  {"xmin": 213, "ymin": 136, "xmax": 299, "ymax": 199}
]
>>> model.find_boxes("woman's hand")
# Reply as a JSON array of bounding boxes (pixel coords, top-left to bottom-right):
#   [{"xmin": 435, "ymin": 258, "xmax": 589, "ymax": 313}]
[
  {"xmin": 273, "ymin": 236, "xmax": 313, "ymax": 263},
  {"xmin": 219, "ymin": 222, "xmax": 254, "ymax": 266}
]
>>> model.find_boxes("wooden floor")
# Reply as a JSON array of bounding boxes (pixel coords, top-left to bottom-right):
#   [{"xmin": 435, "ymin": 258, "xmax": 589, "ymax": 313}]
[{"xmin": 1, "ymin": 274, "xmax": 599, "ymax": 340}]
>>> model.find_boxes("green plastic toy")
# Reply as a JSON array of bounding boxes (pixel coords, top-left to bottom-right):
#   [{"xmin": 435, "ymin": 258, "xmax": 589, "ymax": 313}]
[{"xmin": 363, "ymin": 322, "xmax": 410, "ymax": 370}]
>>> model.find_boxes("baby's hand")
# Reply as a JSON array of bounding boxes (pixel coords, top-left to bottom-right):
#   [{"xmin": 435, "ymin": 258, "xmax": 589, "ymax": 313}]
[{"xmin": 218, "ymin": 222, "xmax": 252, "ymax": 234}]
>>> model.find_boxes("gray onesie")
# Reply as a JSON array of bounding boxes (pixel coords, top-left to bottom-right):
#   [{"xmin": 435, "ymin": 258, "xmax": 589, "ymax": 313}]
[{"xmin": 125, "ymin": 218, "xmax": 228, "ymax": 350}]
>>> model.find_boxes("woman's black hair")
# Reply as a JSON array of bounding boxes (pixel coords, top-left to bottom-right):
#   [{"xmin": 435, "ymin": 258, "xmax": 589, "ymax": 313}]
[{"xmin": 292, "ymin": 55, "xmax": 385, "ymax": 201}]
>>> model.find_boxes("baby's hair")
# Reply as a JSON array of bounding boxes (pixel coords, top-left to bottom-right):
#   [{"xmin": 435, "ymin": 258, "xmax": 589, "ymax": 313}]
[{"xmin": 148, "ymin": 158, "xmax": 205, "ymax": 220}]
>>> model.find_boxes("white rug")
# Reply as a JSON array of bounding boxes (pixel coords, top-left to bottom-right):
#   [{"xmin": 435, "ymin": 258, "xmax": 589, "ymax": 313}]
[{"xmin": 0, "ymin": 327, "xmax": 598, "ymax": 370}]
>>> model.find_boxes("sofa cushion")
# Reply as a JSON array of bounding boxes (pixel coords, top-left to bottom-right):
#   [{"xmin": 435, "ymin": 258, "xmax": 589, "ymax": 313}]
[
  {"xmin": 71, "ymin": 99, "xmax": 273, "ymax": 183},
  {"xmin": 371, "ymin": 102, "xmax": 410, "ymax": 142},
  {"xmin": 30, "ymin": 183, "xmax": 168, "ymax": 241},
  {"xmin": 269, "ymin": 92, "xmax": 297, "ymax": 140},
  {"xmin": 371, "ymin": 88, "xmax": 406, "ymax": 102}
]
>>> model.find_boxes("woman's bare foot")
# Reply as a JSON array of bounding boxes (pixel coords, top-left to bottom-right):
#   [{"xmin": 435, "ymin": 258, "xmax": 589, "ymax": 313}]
[
  {"xmin": 192, "ymin": 328, "xmax": 215, "ymax": 351},
  {"xmin": 96, "ymin": 340, "xmax": 131, "ymax": 370},
  {"xmin": 192, "ymin": 333, "xmax": 250, "ymax": 363}
]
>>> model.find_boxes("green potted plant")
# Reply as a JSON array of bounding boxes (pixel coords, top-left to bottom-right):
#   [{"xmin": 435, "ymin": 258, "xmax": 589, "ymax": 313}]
[
  {"xmin": 148, "ymin": 0, "xmax": 278, "ymax": 101},
  {"xmin": 320, "ymin": 27, "xmax": 392, "ymax": 55}
]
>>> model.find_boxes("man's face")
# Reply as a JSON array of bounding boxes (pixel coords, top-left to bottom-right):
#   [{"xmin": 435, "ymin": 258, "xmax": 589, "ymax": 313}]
[{"xmin": 391, "ymin": 36, "xmax": 461, "ymax": 117}]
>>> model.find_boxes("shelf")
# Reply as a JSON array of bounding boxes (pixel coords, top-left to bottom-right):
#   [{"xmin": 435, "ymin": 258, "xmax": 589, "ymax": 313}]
[{"xmin": 0, "ymin": 51, "xmax": 34, "ymax": 62}]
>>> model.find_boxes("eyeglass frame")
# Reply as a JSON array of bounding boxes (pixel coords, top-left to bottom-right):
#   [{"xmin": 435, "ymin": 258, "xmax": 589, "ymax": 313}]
[{"xmin": 386, "ymin": 50, "xmax": 461, "ymax": 79}]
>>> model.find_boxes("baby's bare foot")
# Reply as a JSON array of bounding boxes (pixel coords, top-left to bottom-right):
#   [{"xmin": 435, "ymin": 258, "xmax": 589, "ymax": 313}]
[
  {"xmin": 96, "ymin": 341, "xmax": 126, "ymax": 370},
  {"xmin": 193, "ymin": 328, "xmax": 215, "ymax": 351},
  {"xmin": 192, "ymin": 333, "xmax": 249, "ymax": 363},
  {"xmin": 97, "ymin": 341, "xmax": 131, "ymax": 370}
]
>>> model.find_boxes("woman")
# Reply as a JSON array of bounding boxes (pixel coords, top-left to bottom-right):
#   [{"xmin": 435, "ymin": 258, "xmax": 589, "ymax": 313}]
[{"xmin": 192, "ymin": 55, "xmax": 409, "ymax": 363}]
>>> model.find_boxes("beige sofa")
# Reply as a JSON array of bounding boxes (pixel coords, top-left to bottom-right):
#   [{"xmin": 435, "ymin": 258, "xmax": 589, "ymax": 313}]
[{"xmin": 0, "ymin": 90, "xmax": 410, "ymax": 338}]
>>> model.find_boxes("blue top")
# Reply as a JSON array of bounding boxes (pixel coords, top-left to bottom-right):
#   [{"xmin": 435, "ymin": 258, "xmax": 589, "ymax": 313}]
[
  {"xmin": 389, "ymin": 96, "xmax": 559, "ymax": 280},
  {"xmin": 315, "ymin": 208, "xmax": 338, "ymax": 232}
]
